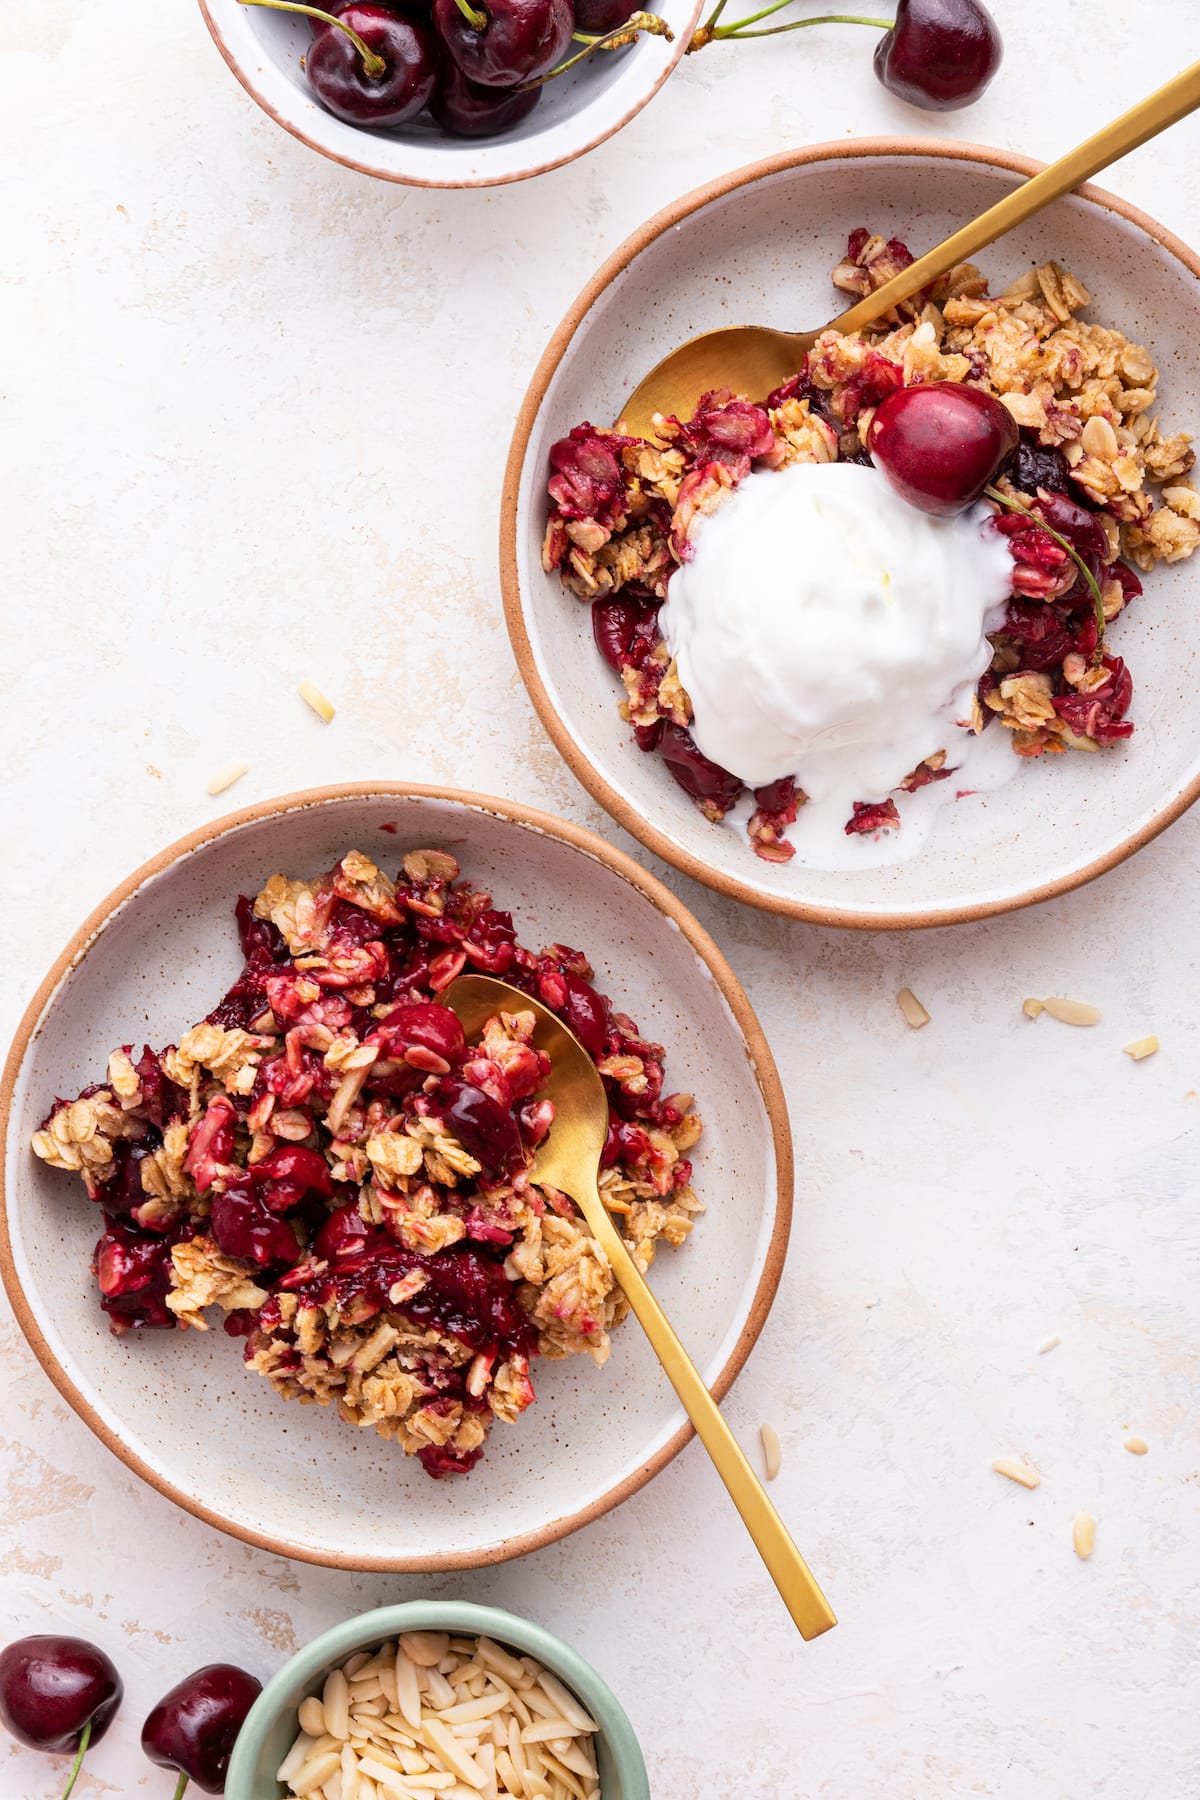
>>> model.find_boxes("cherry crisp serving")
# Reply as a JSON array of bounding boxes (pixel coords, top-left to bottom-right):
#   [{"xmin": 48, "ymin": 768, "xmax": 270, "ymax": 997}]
[
  {"xmin": 542, "ymin": 230, "xmax": 1200, "ymax": 860},
  {"xmin": 32, "ymin": 849, "xmax": 702, "ymax": 1478}
]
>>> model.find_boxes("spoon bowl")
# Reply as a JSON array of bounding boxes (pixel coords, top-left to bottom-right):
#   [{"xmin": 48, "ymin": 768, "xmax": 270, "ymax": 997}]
[{"xmin": 444, "ymin": 975, "xmax": 610, "ymax": 1190}]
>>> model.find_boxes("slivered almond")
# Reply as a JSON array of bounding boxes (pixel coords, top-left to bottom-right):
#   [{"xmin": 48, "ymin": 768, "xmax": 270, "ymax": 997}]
[
  {"xmin": 1072, "ymin": 1511, "xmax": 1097, "ymax": 1559},
  {"xmin": 528, "ymin": 1673, "xmax": 596, "ymax": 1735},
  {"xmin": 439, "ymin": 1694, "xmax": 510, "ymax": 1724},
  {"xmin": 896, "ymin": 987, "xmax": 930, "ymax": 1029},
  {"xmin": 1022, "ymin": 997, "xmax": 1045, "ymax": 1020},
  {"xmin": 1037, "ymin": 1333, "xmax": 1061, "ymax": 1355},
  {"xmin": 992, "ymin": 1455, "xmax": 1041, "ymax": 1489},
  {"xmin": 206, "ymin": 759, "xmax": 248, "ymax": 796},
  {"xmin": 400, "ymin": 1632, "xmax": 451, "ymax": 1669},
  {"xmin": 394, "ymin": 1648, "xmax": 422, "ymax": 1729},
  {"xmin": 298, "ymin": 1697, "xmax": 326, "ymax": 1737},
  {"xmin": 1122, "ymin": 1035, "xmax": 1159, "ymax": 1061},
  {"xmin": 475, "ymin": 1639, "xmax": 527, "ymax": 1686},
  {"xmin": 421, "ymin": 1718, "xmax": 485, "ymax": 1788},
  {"xmin": 1042, "ymin": 996, "xmax": 1102, "ymax": 1026},
  {"xmin": 298, "ymin": 677, "xmax": 336, "ymax": 722},
  {"xmin": 323, "ymin": 1669, "xmax": 350, "ymax": 1742},
  {"xmin": 760, "ymin": 1422, "xmax": 782, "ymax": 1480}
]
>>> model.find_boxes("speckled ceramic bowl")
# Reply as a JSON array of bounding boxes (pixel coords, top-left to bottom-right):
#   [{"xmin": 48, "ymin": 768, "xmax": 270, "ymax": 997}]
[
  {"xmin": 226, "ymin": 1600, "xmax": 648, "ymax": 1800},
  {"xmin": 502, "ymin": 139, "xmax": 1200, "ymax": 928},
  {"xmin": 197, "ymin": 0, "xmax": 702, "ymax": 189},
  {"xmin": 0, "ymin": 784, "xmax": 790, "ymax": 1569}
]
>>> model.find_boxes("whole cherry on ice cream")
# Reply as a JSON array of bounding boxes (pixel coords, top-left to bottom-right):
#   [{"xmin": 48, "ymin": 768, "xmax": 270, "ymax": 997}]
[
  {"xmin": 0, "ymin": 1635, "xmax": 123, "ymax": 1798},
  {"xmin": 141, "ymin": 1663, "xmax": 262, "ymax": 1796},
  {"xmin": 432, "ymin": 0, "xmax": 574, "ymax": 87},
  {"xmin": 873, "ymin": 0, "xmax": 1002, "ymax": 110},
  {"xmin": 867, "ymin": 382, "xmax": 1018, "ymax": 516}
]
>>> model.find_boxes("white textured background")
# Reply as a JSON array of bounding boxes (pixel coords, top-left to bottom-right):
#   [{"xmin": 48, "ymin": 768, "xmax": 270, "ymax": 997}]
[{"xmin": 3, "ymin": 1, "xmax": 1199, "ymax": 1794}]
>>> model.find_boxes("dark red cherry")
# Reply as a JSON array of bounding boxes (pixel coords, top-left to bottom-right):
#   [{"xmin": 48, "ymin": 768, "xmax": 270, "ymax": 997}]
[
  {"xmin": 248, "ymin": 1142, "xmax": 333, "ymax": 1211},
  {"xmin": 0, "ymin": 1636, "xmax": 122, "ymax": 1760},
  {"xmin": 1030, "ymin": 488, "xmax": 1109, "ymax": 575},
  {"xmin": 428, "ymin": 62, "xmax": 542, "ymax": 135},
  {"xmin": 313, "ymin": 1201, "xmax": 370, "ymax": 1261},
  {"xmin": 209, "ymin": 1184, "xmax": 302, "ymax": 1268},
  {"xmin": 573, "ymin": 0, "xmax": 633, "ymax": 30},
  {"xmin": 308, "ymin": 0, "xmax": 358, "ymax": 30},
  {"xmin": 100, "ymin": 1139, "xmax": 157, "ymax": 1220},
  {"xmin": 867, "ymin": 382, "xmax": 1018, "ymax": 516},
  {"xmin": 591, "ymin": 595, "xmax": 661, "ymax": 673},
  {"xmin": 873, "ymin": 0, "xmax": 1002, "ymax": 111},
  {"xmin": 434, "ymin": 1077, "xmax": 524, "ymax": 1178},
  {"xmin": 1005, "ymin": 436, "xmax": 1071, "ymax": 496},
  {"xmin": 308, "ymin": 4, "xmax": 437, "ymax": 125},
  {"xmin": 141, "ymin": 1663, "xmax": 262, "ymax": 1796},
  {"xmin": 659, "ymin": 723, "xmax": 743, "ymax": 813},
  {"xmin": 560, "ymin": 973, "xmax": 608, "ymax": 1058},
  {"xmin": 93, "ymin": 1226, "xmax": 178, "ymax": 1332},
  {"xmin": 368, "ymin": 1002, "xmax": 467, "ymax": 1068},
  {"xmin": 432, "ymin": 0, "xmax": 573, "ymax": 88}
]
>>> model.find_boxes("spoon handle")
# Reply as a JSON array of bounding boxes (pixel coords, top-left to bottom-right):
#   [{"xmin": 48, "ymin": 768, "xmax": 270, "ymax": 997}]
[
  {"xmin": 577, "ymin": 1183, "xmax": 836, "ymax": 1640},
  {"xmin": 828, "ymin": 58, "xmax": 1200, "ymax": 340}
]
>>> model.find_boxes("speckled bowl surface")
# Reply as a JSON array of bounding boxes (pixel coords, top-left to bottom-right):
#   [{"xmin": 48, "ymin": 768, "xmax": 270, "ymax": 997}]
[
  {"xmin": 0, "ymin": 784, "xmax": 790, "ymax": 1568},
  {"xmin": 197, "ymin": 0, "xmax": 702, "ymax": 189},
  {"xmin": 226, "ymin": 1600, "xmax": 648, "ymax": 1800},
  {"xmin": 502, "ymin": 139, "xmax": 1200, "ymax": 928}
]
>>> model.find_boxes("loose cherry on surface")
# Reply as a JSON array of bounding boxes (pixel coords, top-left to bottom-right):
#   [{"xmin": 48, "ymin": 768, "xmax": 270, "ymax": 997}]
[
  {"xmin": 431, "ymin": 0, "xmax": 574, "ymax": 88},
  {"xmin": 307, "ymin": 3, "xmax": 438, "ymax": 124},
  {"xmin": 866, "ymin": 381, "xmax": 1018, "ymax": 516},
  {"xmin": 0, "ymin": 1635, "xmax": 123, "ymax": 1799},
  {"xmin": 872, "ymin": 0, "xmax": 1002, "ymax": 110},
  {"xmin": 141, "ymin": 1663, "xmax": 262, "ymax": 1797},
  {"xmin": 428, "ymin": 61, "xmax": 543, "ymax": 134}
]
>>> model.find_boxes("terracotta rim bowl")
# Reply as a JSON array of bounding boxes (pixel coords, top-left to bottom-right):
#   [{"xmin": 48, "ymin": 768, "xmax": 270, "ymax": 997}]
[
  {"xmin": 0, "ymin": 783, "xmax": 791, "ymax": 1569},
  {"xmin": 500, "ymin": 138, "xmax": 1200, "ymax": 928}
]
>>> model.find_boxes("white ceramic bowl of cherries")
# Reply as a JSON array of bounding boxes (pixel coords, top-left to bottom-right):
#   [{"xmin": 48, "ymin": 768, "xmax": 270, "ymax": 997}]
[
  {"xmin": 197, "ymin": 0, "xmax": 701, "ymax": 187},
  {"xmin": 196, "ymin": 0, "xmax": 1002, "ymax": 188}
]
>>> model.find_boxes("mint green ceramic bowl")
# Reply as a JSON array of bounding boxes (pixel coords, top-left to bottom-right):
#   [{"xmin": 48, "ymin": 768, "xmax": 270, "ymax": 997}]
[{"xmin": 225, "ymin": 1600, "xmax": 649, "ymax": 1800}]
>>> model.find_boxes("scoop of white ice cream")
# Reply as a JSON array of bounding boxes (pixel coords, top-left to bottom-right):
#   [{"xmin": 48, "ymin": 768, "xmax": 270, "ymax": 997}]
[{"xmin": 660, "ymin": 460, "xmax": 1014, "ymax": 811}]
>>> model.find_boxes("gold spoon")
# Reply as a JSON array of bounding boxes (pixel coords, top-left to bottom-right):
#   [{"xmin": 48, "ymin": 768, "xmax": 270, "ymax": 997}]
[
  {"xmin": 619, "ymin": 60, "xmax": 1200, "ymax": 438},
  {"xmin": 444, "ymin": 973, "xmax": 836, "ymax": 1641}
]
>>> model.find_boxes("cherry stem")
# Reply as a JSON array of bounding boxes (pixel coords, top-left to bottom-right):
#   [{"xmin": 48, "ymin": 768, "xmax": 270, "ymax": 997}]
[
  {"xmin": 452, "ymin": 0, "xmax": 489, "ymax": 31},
  {"xmin": 237, "ymin": 0, "xmax": 388, "ymax": 75},
  {"xmin": 984, "ymin": 483, "xmax": 1107, "ymax": 662},
  {"xmin": 690, "ymin": 7, "xmax": 888, "ymax": 48},
  {"xmin": 518, "ymin": 11, "xmax": 673, "ymax": 86},
  {"xmin": 172, "ymin": 1775, "xmax": 190, "ymax": 1800},
  {"xmin": 60, "ymin": 1721, "xmax": 91, "ymax": 1800}
]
